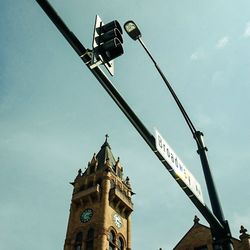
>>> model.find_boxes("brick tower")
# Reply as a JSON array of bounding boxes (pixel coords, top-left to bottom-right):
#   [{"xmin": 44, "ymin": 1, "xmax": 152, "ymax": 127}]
[{"xmin": 64, "ymin": 136, "xmax": 134, "ymax": 250}]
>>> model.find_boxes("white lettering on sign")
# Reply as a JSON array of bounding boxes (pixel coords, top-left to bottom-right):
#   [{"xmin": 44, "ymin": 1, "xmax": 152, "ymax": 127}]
[{"xmin": 155, "ymin": 129, "xmax": 204, "ymax": 204}]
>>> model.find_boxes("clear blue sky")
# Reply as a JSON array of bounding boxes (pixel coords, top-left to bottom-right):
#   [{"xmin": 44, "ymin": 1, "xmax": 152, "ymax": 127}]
[{"xmin": 1, "ymin": 0, "xmax": 250, "ymax": 249}]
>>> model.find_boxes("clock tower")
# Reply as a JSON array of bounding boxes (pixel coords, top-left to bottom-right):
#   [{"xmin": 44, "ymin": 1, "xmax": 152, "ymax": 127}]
[{"xmin": 64, "ymin": 136, "xmax": 134, "ymax": 250}]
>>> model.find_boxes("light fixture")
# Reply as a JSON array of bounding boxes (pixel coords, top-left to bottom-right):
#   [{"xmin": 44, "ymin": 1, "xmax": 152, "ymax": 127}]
[{"xmin": 124, "ymin": 20, "xmax": 141, "ymax": 41}]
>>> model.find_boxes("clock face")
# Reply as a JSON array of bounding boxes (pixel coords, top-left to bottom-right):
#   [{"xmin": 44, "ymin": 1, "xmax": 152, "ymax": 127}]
[
  {"xmin": 80, "ymin": 208, "xmax": 93, "ymax": 223},
  {"xmin": 113, "ymin": 213, "xmax": 123, "ymax": 229}
]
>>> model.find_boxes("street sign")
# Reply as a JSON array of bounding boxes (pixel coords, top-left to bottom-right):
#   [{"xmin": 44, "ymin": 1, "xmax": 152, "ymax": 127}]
[{"xmin": 155, "ymin": 129, "xmax": 204, "ymax": 204}]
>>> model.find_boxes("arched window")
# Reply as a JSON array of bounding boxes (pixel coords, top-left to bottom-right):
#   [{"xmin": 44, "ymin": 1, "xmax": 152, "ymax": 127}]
[
  {"xmin": 108, "ymin": 230, "xmax": 116, "ymax": 250},
  {"xmin": 75, "ymin": 232, "xmax": 83, "ymax": 250},
  {"xmin": 117, "ymin": 237, "xmax": 124, "ymax": 250},
  {"xmin": 86, "ymin": 228, "xmax": 94, "ymax": 250}
]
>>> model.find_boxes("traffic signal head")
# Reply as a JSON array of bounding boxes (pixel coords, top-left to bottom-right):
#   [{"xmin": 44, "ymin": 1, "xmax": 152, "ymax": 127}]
[{"xmin": 92, "ymin": 15, "xmax": 124, "ymax": 76}]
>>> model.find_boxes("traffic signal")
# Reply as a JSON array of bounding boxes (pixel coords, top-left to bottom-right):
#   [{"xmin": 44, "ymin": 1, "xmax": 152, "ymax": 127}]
[{"xmin": 92, "ymin": 15, "xmax": 124, "ymax": 76}]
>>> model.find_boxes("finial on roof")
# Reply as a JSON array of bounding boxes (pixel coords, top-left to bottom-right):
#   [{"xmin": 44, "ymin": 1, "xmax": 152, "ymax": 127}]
[
  {"xmin": 241, "ymin": 225, "xmax": 250, "ymax": 235},
  {"xmin": 90, "ymin": 153, "xmax": 97, "ymax": 165},
  {"xmin": 105, "ymin": 134, "xmax": 109, "ymax": 142},
  {"xmin": 74, "ymin": 169, "xmax": 82, "ymax": 180},
  {"xmin": 240, "ymin": 225, "xmax": 250, "ymax": 240},
  {"xmin": 125, "ymin": 176, "xmax": 131, "ymax": 187},
  {"xmin": 240, "ymin": 225, "xmax": 247, "ymax": 235},
  {"xmin": 194, "ymin": 215, "xmax": 200, "ymax": 224},
  {"xmin": 126, "ymin": 176, "xmax": 130, "ymax": 183},
  {"xmin": 77, "ymin": 169, "xmax": 82, "ymax": 176}
]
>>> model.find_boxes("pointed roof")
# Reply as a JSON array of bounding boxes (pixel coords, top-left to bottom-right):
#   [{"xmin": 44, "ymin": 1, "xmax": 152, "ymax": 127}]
[
  {"xmin": 96, "ymin": 135, "xmax": 116, "ymax": 168},
  {"xmin": 173, "ymin": 217, "xmax": 211, "ymax": 250},
  {"xmin": 173, "ymin": 216, "xmax": 242, "ymax": 250}
]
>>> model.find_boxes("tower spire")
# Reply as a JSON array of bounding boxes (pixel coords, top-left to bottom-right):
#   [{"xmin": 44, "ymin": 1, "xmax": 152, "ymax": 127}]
[{"xmin": 96, "ymin": 135, "xmax": 116, "ymax": 169}]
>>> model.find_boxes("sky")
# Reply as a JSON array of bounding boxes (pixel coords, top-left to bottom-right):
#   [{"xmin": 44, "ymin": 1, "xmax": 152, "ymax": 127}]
[{"xmin": 1, "ymin": 0, "xmax": 250, "ymax": 249}]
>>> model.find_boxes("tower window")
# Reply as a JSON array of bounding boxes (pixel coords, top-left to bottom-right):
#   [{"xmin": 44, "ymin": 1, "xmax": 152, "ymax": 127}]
[
  {"xmin": 86, "ymin": 228, "xmax": 94, "ymax": 250},
  {"xmin": 108, "ymin": 230, "xmax": 116, "ymax": 250},
  {"xmin": 75, "ymin": 232, "xmax": 83, "ymax": 250},
  {"xmin": 117, "ymin": 237, "xmax": 124, "ymax": 250}
]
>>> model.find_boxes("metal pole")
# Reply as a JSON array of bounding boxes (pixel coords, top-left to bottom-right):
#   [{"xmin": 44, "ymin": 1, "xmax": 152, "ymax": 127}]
[
  {"xmin": 136, "ymin": 36, "xmax": 234, "ymax": 250},
  {"xmin": 195, "ymin": 131, "xmax": 233, "ymax": 250}
]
